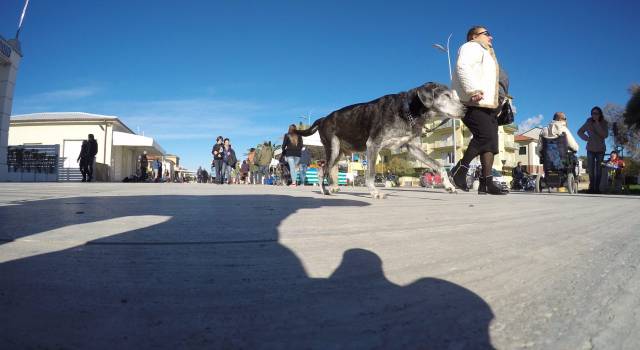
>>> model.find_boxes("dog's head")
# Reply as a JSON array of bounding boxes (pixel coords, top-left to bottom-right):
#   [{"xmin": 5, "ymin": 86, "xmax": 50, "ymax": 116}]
[{"xmin": 414, "ymin": 82, "xmax": 465, "ymax": 119}]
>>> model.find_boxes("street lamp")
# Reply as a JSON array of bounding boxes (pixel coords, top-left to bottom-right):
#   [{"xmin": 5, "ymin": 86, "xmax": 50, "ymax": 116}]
[
  {"xmin": 297, "ymin": 113, "xmax": 311, "ymax": 128},
  {"xmin": 432, "ymin": 33, "xmax": 456, "ymax": 165}
]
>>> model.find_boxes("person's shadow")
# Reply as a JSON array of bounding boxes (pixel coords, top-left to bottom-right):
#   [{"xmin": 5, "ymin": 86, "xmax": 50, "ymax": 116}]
[{"xmin": 0, "ymin": 194, "xmax": 494, "ymax": 349}]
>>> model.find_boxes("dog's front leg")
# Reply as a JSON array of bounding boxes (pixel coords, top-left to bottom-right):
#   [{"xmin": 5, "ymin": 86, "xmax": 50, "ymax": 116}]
[
  {"xmin": 406, "ymin": 143, "xmax": 457, "ymax": 193},
  {"xmin": 365, "ymin": 140, "xmax": 384, "ymax": 199}
]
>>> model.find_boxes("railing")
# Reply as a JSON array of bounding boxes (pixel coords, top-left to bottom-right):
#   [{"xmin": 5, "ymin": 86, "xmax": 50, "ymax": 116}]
[
  {"xmin": 504, "ymin": 141, "xmax": 518, "ymax": 149},
  {"xmin": 433, "ymin": 140, "xmax": 454, "ymax": 148},
  {"xmin": 6, "ymin": 145, "xmax": 60, "ymax": 182}
]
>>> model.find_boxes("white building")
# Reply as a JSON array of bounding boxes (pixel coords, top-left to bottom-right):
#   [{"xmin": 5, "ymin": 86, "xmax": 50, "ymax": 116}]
[
  {"xmin": 9, "ymin": 112, "xmax": 167, "ymax": 181},
  {"xmin": 515, "ymin": 127, "xmax": 544, "ymax": 174}
]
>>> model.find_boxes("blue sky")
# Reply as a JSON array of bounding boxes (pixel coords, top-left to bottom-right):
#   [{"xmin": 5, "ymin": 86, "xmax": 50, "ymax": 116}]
[{"xmin": 2, "ymin": 0, "xmax": 638, "ymax": 171}]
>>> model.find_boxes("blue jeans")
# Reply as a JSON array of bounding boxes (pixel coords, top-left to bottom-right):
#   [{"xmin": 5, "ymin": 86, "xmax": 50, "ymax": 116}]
[
  {"xmin": 587, "ymin": 151, "xmax": 604, "ymax": 192},
  {"xmin": 286, "ymin": 156, "xmax": 300, "ymax": 185},
  {"xmin": 299, "ymin": 164, "xmax": 308, "ymax": 185},
  {"xmin": 256, "ymin": 165, "xmax": 269, "ymax": 184},
  {"xmin": 222, "ymin": 163, "xmax": 233, "ymax": 183}
]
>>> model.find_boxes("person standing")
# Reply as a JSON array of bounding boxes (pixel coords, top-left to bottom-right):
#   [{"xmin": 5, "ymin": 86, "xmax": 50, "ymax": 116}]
[
  {"xmin": 450, "ymin": 26, "xmax": 507, "ymax": 195},
  {"xmin": 282, "ymin": 124, "xmax": 303, "ymax": 187},
  {"xmin": 255, "ymin": 141, "xmax": 274, "ymax": 184},
  {"xmin": 77, "ymin": 140, "xmax": 90, "ymax": 182},
  {"xmin": 139, "ymin": 151, "xmax": 149, "ymax": 181},
  {"xmin": 299, "ymin": 146, "xmax": 311, "ymax": 186},
  {"xmin": 156, "ymin": 159, "xmax": 163, "ymax": 182},
  {"xmin": 578, "ymin": 106, "xmax": 609, "ymax": 193},
  {"xmin": 222, "ymin": 138, "xmax": 237, "ymax": 184},
  {"xmin": 87, "ymin": 134, "xmax": 98, "ymax": 182},
  {"xmin": 211, "ymin": 136, "xmax": 225, "ymax": 184}
]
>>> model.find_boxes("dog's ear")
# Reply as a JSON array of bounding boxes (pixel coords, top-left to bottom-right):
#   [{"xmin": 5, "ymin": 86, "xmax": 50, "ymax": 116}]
[{"xmin": 416, "ymin": 86, "xmax": 435, "ymax": 108}]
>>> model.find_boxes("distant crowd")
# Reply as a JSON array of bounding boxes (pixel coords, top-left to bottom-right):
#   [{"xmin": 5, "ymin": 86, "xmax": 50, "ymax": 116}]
[{"xmin": 198, "ymin": 125, "xmax": 313, "ymax": 186}]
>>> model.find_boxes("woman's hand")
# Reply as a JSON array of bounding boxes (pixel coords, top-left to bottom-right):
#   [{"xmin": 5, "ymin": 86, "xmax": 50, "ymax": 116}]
[{"xmin": 471, "ymin": 92, "xmax": 484, "ymax": 102}]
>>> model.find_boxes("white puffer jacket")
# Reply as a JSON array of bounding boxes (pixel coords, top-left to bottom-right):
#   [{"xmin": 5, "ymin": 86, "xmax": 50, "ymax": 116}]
[{"xmin": 452, "ymin": 41, "xmax": 500, "ymax": 109}]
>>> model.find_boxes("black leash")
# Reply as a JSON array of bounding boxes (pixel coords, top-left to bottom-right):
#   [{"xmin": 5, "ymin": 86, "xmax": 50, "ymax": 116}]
[{"xmin": 424, "ymin": 118, "xmax": 451, "ymax": 132}]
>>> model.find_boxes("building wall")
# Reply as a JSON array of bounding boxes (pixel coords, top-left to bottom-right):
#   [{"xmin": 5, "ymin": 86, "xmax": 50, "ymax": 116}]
[
  {"xmin": 421, "ymin": 120, "xmax": 518, "ymax": 171},
  {"xmin": 515, "ymin": 140, "xmax": 543, "ymax": 174},
  {"xmin": 112, "ymin": 146, "xmax": 137, "ymax": 181},
  {"xmin": 9, "ymin": 122, "xmax": 111, "ymax": 166}
]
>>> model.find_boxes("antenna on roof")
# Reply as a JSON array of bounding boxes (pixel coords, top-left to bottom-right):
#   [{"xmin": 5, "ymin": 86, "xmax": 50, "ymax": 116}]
[{"xmin": 15, "ymin": 0, "xmax": 30, "ymax": 40}]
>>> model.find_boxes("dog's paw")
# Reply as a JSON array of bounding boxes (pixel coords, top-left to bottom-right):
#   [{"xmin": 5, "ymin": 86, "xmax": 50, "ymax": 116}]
[
  {"xmin": 371, "ymin": 192, "xmax": 386, "ymax": 199},
  {"xmin": 445, "ymin": 186, "xmax": 457, "ymax": 194}
]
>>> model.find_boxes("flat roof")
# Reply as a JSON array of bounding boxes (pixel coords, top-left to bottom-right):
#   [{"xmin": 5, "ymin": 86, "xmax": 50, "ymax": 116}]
[{"xmin": 10, "ymin": 112, "xmax": 135, "ymax": 134}]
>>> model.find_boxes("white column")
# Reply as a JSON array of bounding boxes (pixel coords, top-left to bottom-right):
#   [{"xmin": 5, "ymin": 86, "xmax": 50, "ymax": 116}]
[{"xmin": 0, "ymin": 38, "xmax": 23, "ymax": 181}]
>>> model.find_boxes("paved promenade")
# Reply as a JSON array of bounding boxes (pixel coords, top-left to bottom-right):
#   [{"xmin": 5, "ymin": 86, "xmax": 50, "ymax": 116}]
[{"xmin": 1, "ymin": 183, "xmax": 639, "ymax": 349}]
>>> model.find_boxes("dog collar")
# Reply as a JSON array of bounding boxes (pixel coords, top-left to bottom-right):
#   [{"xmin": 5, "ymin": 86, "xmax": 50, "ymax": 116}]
[{"xmin": 402, "ymin": 94, "xmax": 417, "ymax": 128}]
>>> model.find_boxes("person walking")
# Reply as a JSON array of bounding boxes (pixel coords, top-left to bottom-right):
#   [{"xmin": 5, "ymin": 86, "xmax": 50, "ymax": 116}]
[
  {"xmin": 211, "ymin": 136, "xmax": 225, "ymax": 184},
  {"xmin": 240, "ymin": 160, "xmax": 250, "ymax": 184},
  {"xmin": 578, "ymin": 106, "xmax": 609, "ymax": 193},
  {"xmin": 255, "ymin": 141, "xmax": 274, "ymax": 184},
  {"xmin": 222, "ymin": 138, "xmax": 237, "ymax": 184},
  {"xmin": 450, "ymin": 26, "xmax": 507, "ymax": 195},
  {"xmin": 282, "ymin": 124, "xmax": 303, "ymax": 187},
  {"xmin": 299, "ymin": 146, "xmax": 311, "ymax": 186},
  {"xmin": 87, "ymin": 134, "xmax": 98, "ymax": 182},
  {"xmin": 77, "ymin": 140, "xmax": 90, "ymax": 182},
  {"xmin": 247, "ymin": 148, "xmax": 257, "ymax": 184}
]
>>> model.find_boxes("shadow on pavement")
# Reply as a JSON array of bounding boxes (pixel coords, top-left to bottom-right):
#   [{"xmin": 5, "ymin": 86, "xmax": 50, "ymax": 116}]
[{"xmin": 0, "ymin": 194, "xmax": 494, "ymax": 349}]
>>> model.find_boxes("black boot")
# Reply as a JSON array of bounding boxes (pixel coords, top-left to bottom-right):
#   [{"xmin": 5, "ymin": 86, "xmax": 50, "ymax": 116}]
[
  {"xmin": 478, "ymin": 176, "xmax": 486, "ymax": 195},
  {"xmin": 484, "ymin": 176, "xmax": 507, "ymax": 195},
  {"xmin": 450, "ymin": 162, "xmax": 469, "ymax": 192}
]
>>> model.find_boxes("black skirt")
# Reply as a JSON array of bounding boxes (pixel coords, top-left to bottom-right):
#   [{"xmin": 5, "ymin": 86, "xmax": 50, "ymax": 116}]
[{"xmin": 462, "ymin": 107, "xmax": 500, "ymax": 155}]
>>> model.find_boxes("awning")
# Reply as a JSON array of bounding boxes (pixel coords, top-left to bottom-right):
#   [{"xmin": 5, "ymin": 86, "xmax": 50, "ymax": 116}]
[
  {"xmin": 112, "ymin": 131, "xmax": 166, "ymax": 155},
  {"xmin": 302, "ymin": 131, "xmax": 323, "ymax": 147}
]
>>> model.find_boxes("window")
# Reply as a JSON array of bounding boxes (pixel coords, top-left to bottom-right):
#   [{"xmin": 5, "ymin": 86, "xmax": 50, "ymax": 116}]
[{"xmin": 519, "ymin": 146, "xmax": 527, "ymax": 155}]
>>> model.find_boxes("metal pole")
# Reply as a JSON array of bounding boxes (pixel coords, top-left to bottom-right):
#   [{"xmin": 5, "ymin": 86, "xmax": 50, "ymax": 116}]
[{"xmin": 446, "ymin": 33, "xmax": 456, "ymax": 164}]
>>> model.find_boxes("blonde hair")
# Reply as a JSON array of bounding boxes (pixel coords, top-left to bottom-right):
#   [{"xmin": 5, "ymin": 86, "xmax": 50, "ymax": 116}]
[{"xmin": 288, "ymin": 124, "xmax": 299, "ymax": 146}]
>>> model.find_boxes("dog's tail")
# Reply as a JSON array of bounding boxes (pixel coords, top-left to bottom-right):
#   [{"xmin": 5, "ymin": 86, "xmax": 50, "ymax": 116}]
[{"xmin": 296, "ymin": 117, "xmax": 324, "ymax": 136}]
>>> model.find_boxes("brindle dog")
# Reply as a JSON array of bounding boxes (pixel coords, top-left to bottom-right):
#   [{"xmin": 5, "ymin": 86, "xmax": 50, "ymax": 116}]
[{"xmin": 296, "ymin": 82, "xmax": 465, "ymax": 198}]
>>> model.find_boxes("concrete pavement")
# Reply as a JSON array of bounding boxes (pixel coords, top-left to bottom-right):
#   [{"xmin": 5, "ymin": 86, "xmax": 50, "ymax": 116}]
[{"xmin": 1, "ymin": 183, "xmax": 639, "ymax": 349}]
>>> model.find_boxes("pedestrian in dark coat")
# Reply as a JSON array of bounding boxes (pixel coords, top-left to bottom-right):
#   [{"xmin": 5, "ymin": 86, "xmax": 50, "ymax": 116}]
[
  {"xmin": 211, "ymin": 136, "xmax": 225, "ymax": 184},
  {"xmin": 87, "ymin": 134, "xmax": 98, "ymax": 181},
  {"xmin": 77, "ymin": 140, "xmax": 90, "ymax": 182}
]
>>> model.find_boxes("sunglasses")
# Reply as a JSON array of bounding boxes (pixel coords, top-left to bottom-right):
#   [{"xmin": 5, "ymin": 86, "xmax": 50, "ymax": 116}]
[{"xmin": 476, "ymin": 31, "xmax": 491, "ymax": 37}]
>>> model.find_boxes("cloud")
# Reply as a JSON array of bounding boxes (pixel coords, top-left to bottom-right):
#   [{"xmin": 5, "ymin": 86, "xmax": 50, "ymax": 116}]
[
  {"xmin": 518, "ymin": 114, "xmax": 545, "ymax": 134},
  {"xmin": 23, "ymin": 86, "xmax": 101, "ymax": 102}
]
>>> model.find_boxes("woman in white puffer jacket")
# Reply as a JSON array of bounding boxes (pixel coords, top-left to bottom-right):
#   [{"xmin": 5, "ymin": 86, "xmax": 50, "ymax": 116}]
[{"xmin": 450, "ymin": 26, "xmax": 506, "ymax": 195}]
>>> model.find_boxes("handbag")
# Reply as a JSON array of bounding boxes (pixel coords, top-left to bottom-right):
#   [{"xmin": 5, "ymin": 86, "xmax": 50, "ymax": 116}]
[{"xmin": 496, "ymin": 97, "xmax": 515, "ymax": 126}]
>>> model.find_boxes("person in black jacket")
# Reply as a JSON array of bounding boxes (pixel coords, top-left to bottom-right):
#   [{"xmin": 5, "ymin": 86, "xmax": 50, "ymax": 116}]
[
  {"xmin": 282, "ymin": 124, "xmax": 303, "ymax": 187},
  {"xmin": 86, "ymin": 134, "xmax": 98, "ymax": 182},
  {"xmin": 139, "ymin": 151, "xmax": 149, "ymax": 181},
  {"xmin": 211, "ymin": 136, "xmax": 224, "ymax": 184},
  {"xmin": 77, "ymin": 140, "xmax": 90, "ymax": 182}
]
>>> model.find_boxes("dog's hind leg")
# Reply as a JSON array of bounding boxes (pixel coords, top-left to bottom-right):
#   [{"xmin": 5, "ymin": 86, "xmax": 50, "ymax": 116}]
[
  {"xmin": 406, "ymin": 141, "xmax": 457, "ymax": 193},
  {"xmin": 319, "ymin": 136, "xmax": 340, "ymax": 195},
  {"xmin": 326, "ymin": 136, "xmax": 342, "ymax": 194},
  {"xmin": 365, "ymin": 139, "xmax": 384, "ymax": 199}
]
